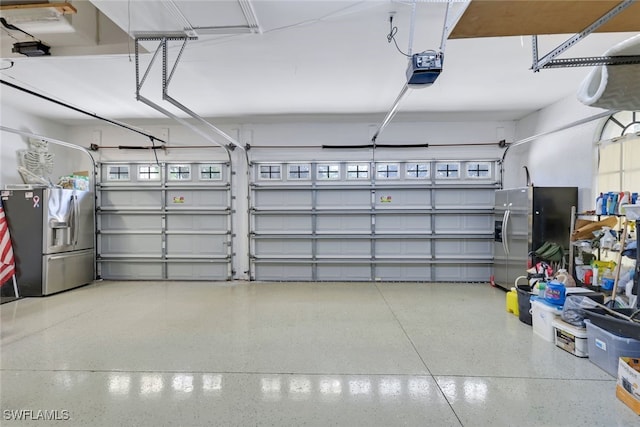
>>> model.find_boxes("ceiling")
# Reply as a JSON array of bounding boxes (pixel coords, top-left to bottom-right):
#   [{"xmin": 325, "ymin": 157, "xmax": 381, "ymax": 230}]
[{"xmin": 0, "ymin": 0, "xmax": 638, "ymax": 125}]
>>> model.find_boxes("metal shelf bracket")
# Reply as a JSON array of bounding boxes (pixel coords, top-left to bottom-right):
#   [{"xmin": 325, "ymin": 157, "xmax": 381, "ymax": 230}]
[{"xmin": 531, "ymin": 0, "xmax": 639, "ymax": 71}]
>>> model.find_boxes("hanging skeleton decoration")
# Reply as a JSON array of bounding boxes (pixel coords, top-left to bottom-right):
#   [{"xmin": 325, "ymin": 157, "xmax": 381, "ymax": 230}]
[{"xmin": 17, "ymin": 138, "xmax": 55, "ymax": 184}]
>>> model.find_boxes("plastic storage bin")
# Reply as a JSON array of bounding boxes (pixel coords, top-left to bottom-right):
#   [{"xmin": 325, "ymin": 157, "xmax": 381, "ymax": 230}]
[
  {"xmin": 585, "ymin": 319, "xmax": 640, "ymax": 377},
  {"xmin": 531, "ymin": 297, "xmax": 564, "ymax": 342},
  {"xmin": 552, "ymin": 318, "xmax": 588, "ymax": 357},
  {"xmin": 516, "ymin": 284, "xmax": 533, "ymax": 325},
  {"xmin": 582, "ymin": 308, "xmax": 640, "ymax": 340}
]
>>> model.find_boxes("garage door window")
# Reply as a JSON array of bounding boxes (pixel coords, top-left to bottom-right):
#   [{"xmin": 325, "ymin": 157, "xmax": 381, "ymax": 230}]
[
  {"xmin": 406, "ymin": 163, "xmax": 429, "ymax": 179},
  {"xmin": 376, "ymin": 163, "xmax": 400, "ymax": 179},
  {"xmin": 288, "ymin": 164, "xmax": 311, "ymax": 180},
  {"xmin": 200, "ymin": 164, "xmax": 222, "ymax": 181},
  {"xmin": 138, "ymin": 165, "xmax": 160, "ymax": 181},
  {"xmin": 436, "ymin": 162, "xmax": 460, "ymax": 179},
  {"xmin": 107, "ymin": 165, "xmax": 130, "ymax": 181},
  {"xmin": 597, "ymin": 111, "xmax": 640, "ymax": 192},
  {"xmin": 260, "ymin": 165, "xmax": 281, "ymax": 180},
  {"xmin": 317, "ymin": 164, "xmax": 340, "ymax": 180},
  {"xmin": 466, "ymin": 162, "xmax": 491, "ymax": 179},
  {"xmin": 168, "ymin": 164, "xmax": 191, "ymax": 181},
  {"xmin": 346, "ymin": 163, "xmax": 369, "ymax": 180}
]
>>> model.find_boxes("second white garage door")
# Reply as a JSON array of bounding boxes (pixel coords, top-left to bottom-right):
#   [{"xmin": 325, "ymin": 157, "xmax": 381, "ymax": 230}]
[{"xmin": 250, "ymin": 159, "xmax": 498, "ymax": 282}]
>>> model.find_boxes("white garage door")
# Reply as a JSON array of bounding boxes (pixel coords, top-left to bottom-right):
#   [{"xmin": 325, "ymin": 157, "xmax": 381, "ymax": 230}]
[
  {"xmin": 96, "ymin": 161, "xmax": 232, "ymax": 280},
  {"xmin": 250, "ymin": 159, "xmax": 498, "ymax": 282}
]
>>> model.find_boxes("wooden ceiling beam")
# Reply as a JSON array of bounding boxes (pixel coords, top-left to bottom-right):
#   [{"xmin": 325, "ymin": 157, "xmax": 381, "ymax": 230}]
[
  {"xmin": 449, "ymin": 0, "xmax": 640, "ymax": 39},
  {"xmin": 0, "ymin": 2, "xmax": 77, "ymax": 15}
]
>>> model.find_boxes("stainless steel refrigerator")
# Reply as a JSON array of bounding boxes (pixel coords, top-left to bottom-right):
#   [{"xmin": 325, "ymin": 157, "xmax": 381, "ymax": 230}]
[
  {"xmin": 2, "ymin": 187, "xmax": 95, "ymax": 296},
  {"xmin": 492, "ymin": 186, "xmax": 577, "ymax": 291}
]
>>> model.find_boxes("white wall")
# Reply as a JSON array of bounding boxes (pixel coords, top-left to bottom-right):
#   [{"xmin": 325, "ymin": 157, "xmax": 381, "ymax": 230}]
[
  {"xmin": 0, "ymin": 104, "xmax": 92, "ymax": 186},
  {"xmin": 67, "ymin": 117, "xmax": 514, "ymax": 161},
  {"xmin": 506, "ymin": 95, "xmax": 610, "ymax": 212}
]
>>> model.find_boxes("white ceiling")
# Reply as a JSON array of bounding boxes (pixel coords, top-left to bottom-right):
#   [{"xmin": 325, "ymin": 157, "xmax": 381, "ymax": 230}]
[{"xmin": 0, "ymin": 0, "xmax": 638, "ymax": 124}]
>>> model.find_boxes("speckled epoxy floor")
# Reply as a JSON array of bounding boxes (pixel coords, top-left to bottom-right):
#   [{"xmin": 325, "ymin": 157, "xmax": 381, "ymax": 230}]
[{"xmin": 0, "ymin": 281, "xmax": 637, "ymax": 426}]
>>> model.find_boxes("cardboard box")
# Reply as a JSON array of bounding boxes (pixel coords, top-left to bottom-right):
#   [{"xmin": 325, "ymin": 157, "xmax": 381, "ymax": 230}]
[
  {"xmin": 617, "ymin": 357, "xmax": 640, "ymax": 415},
  {"xmin": 571, "ymin": 216, "xmax": 618, "ymax": 241}
]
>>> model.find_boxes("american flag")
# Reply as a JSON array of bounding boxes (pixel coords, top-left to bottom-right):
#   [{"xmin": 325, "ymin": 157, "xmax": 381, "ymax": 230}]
[{"xmin": 0, "ymin": 198, "xmax": 16, "ymax": 286}]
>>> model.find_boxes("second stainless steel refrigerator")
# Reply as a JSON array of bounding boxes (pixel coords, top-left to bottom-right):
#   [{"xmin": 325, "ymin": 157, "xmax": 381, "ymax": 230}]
[
  {"xmin": 492, "ymin": 186, "xmax": 577, "ymax": 291},
  {"xmin": 2, "ymin": 187, "xmax": 95, "ymax": 296}
]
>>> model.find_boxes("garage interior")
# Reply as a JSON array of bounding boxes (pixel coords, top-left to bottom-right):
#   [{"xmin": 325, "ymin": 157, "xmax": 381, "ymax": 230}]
[{"xmin": 1, "ymin": 0, "xmax": 640, "ymax": 425}]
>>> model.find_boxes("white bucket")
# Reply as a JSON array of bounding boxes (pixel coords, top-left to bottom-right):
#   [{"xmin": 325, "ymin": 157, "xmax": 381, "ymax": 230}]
[{"xmin": 531, "ymin": 298, "xmax": 563, "ymax": 343}]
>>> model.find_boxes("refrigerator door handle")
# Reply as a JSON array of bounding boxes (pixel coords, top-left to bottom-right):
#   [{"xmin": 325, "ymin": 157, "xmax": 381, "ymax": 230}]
[
  {"xmin": 67, "ymin": 194, "xmax": 76, "ymax": 247},
  {"xmin": 66, "ymin": 194, "xmax": 75, "ymax": 247},
  {"xmin": 73, "ymin": 194, "xmax": 79, "ymax": 247},
  {"xmin": 503, "ymin": 209, "xmax": 511, "ymax": 256},
  {"xmin": 500, "ymin": 209, "xmax": 508, "ymax": 254}
]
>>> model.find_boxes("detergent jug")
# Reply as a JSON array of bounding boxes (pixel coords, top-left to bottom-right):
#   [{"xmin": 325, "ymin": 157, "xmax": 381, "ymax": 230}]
[{"xmin": 544, "ymin": 280, "xmax": 566, "ymax": 306}]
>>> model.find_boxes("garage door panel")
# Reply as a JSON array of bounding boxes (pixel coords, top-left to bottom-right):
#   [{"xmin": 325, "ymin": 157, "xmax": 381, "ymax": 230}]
[
  {"xmin": 100, "ymin": 214, "xmax": 161, "ymax": 230},
  {"xmin": 166, "ymin": 235, "xmax": 228, "ymax": 256},
  {"xmin": 434, "ymin": 215, "xmax": 492, "ymax": 232},
  {"xmin": 253, "ymin": 190, "xmax": 312, "ymax": 208},
  {"xmin": 374, "ymin": 188, "xmax": 430, "ymax": 207},
  {"xmin": 167, "ymin": 263, "xmax": 229, "ymax": 280},
  {"xmin": 375, "ymin": 215, "xmax": 431, "ymax": 233},
  {"xmin": 434, "ymin": 189, "xmax": 494, "ymax": 207},
  {"xmin": 101, "ymin": 191, "xmax": 162, "ymax": 209},
  {"xmin": 376, "ymin": 265, "xmax": 431, "ymax": 281},
  {"xmin": 435, "ymin": 240, "xmax": 492, "ymax": 257},
  {"xmin": 254, "ymin": 216, "xmax": 311, "ymax": 233},
  {"xmin": 435, "ymin": 265, "xmax": 492, "ymax": 282},
  {"xmin": 317, "ymin": 264, "xmax": 370, "ymax": 281},
  {"xmin": 254, "ymin": 239, "xmax": 312, "ymax": 256},
  {"xmin": 254, "ymin": 264, "xmax": 313, "ymax": 281},
  {"xmin": 167, "ymin": 215, "xmax": 227, "ymax": 231},
  {"xmin": 375, "ymin": 239, "xmax": 431, "ymax": 257},
  {"xmin": 317, "ymin": 239, "xmax": 370, "ymax": 256},
  {"xmin": 316, "ymin": 215, "xmax": 370, "ymax": 232},
  {"xmin": 101, "ymin": 235, "xmax": 162, "ymax": 255},
  {"xmin": 165, "ymin": 190, "xmax": 228, "ymax": 208},
  {"xmin": 316, "ymin": 190, "xmax": 370, "ymax": 207},
  {"xmin": 100, "ymin": 262, "xmax": 162, "ymax": 280}
]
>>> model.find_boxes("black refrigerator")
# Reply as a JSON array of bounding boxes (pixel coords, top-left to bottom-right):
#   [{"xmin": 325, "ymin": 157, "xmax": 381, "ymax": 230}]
[{"xmin": 492, "ymin": 186, "xmax": 577, "ymax": 291}]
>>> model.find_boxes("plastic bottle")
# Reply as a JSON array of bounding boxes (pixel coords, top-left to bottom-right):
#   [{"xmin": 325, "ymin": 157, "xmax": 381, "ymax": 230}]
[
  {"xmin": 584, "ymin": 269, "xmax": 593, "ymax": 285},
  {"xmin": 601, "ymin": 268, "xmax": 615, "ymax": 290},
  {"xmin": 620, "ymin": 191, "xmax": 629, "ymax": 205},
  {"xmin": 536, "ymin": 281, "xmax": 546, "ymax": 296},
  {"xmin": 619, "ymin": 192, "xmax": 630, "ymax": 214},
  {"xmin": 600, "ymin": 226, "xmax": 616, "ymax": 250},
  {"xmin": 601, "ymin": 193, "xmax": 610, "ymax": 214},
  {"xmin": 506, "ymin": 287, "xmax": 519, "ymax": 316},
  {"xmin": 608, "ymin": 193, "xmax": 618, "ymax": 215},
  {"xmin": 596, "ymin": 193, "xmax": 604, "ymax": 215},
  {"xmin": 592, "ymin": 265, "xmax": 599, "ymax": 286}
]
